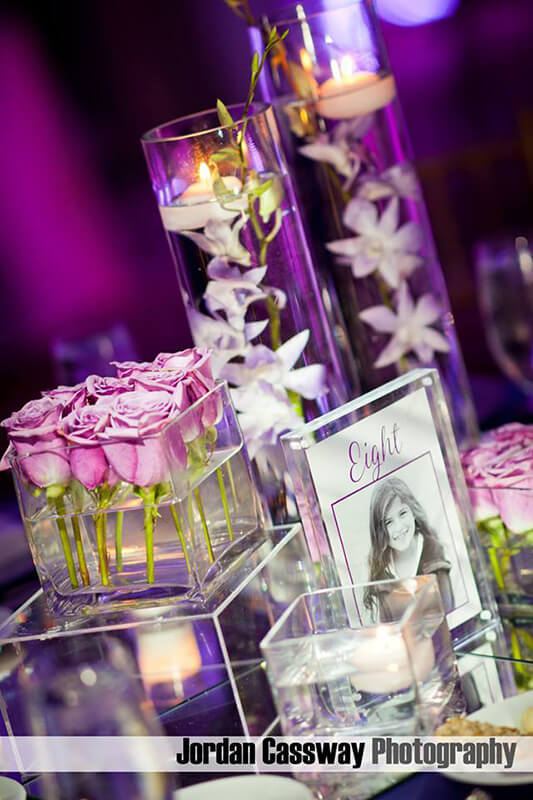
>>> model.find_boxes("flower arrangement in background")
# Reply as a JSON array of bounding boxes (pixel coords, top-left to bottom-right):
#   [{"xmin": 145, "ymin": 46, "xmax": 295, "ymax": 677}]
[{"xmin": 0, "ymin": 348, "xmax": 228, "ymax": 589}]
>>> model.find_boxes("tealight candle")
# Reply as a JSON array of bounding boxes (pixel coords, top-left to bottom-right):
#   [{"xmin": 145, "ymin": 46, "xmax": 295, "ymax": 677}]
[
  {"xmin": 350, "ymin": 625, "xmax": 435, "ymax": 694},
  {"xmin": 159, "ymin": 162, "xmax": 242, "ymax": 231},
  {"xmin": 316, "ymin": 55, "xmax": 396, "ymax": 120}
]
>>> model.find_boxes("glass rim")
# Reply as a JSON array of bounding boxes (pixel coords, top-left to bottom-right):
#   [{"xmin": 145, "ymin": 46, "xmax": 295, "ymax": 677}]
[
  {"xmin": 7, "ymin": 381, "xmax": 229, "ymax": 462},
  {"xmin": 141, "ymin": 101, "xmax": 272, "ymax": 144},
  {"xmin": 261, "ymin": 0, "xmax": 367, "ymax": 27},
  {"xmin": 260, "ymin": 574, "xmax": 437, "ymax": 648}
]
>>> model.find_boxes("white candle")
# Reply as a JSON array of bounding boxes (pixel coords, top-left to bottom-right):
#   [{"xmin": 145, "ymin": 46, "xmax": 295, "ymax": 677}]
[
  {"xmin": 316, "ymin": 55, "xmax": 396, "ymax": 120},
  {"xmin": 159, "ymin": 162, "xmax": 242, "ymax": 231},
  {"xmin": 137, "ymin": 622, "xmax": 201, "ymax": 697},
  {"xmin": 349, "ymin": 625, "xmax": 435, "ymax": 694}
]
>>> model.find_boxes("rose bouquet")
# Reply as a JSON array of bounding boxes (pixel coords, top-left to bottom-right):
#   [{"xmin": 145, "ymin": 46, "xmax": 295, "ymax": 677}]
[
  {"xmin": 1, "ymin": 348, "xmax": 263, "ymax": 604},
  {"xmin": 461, "ymin": 423, "xmax": 533, "ymax": 619}
]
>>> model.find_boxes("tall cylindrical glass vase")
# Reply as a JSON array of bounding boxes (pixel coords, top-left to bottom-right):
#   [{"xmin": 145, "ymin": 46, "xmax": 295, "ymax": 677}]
[
  {"xmin": 253, "ymin": 0, "xmax": 478, "ymax": 444},
  {"xmin": 142, "ymin": 103, "xmax": 355, "ymax": 523}
]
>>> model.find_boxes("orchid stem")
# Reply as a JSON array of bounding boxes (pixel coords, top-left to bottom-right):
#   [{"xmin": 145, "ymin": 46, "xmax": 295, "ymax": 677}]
[
  {"xmin": 266, "ymin": 295, "xmax": 281, "ymax": 350},
  {"xmin": 95, "ymin": 512, "xmax": 110, "ymax": 586},
  {"xmin": 53, "ymin": 495, "xmax": 79, "ymax": 590},
  {"xmin": 115, "ymin": 511, "xmax": 124, "ymax": 572},
  {"xmin": 217, "ymin": 467, "xmax": 234, "ymax": 541},
  {"xmin": 170, "ymin": 503, "xmax": 191, "ymax": 573},
  {"xmin": 72, "ymin": 514, "xmax": 90, "ymax": 586},
  {"xmin": 142, "ymin": 488, "xmax": 156, "ymax": 584},
  {"xmin": 194, "ymin": 487, "xmax": 214, "ymax": 563},
  {"xmin": 224, "ymin": 461, "xmax": 238, "ymax": 506}
]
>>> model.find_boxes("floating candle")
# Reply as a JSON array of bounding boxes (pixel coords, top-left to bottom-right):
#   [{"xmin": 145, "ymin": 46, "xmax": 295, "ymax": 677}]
[
  {"xmin": 316, "ymin": 55, "xmax": 396, "ymax": 120},
  {"xmin": 159, "ymin": 162, "xmax": 242, "ymax": 231},
  {"xmin": 350, "ymin": 625, "xmax": 435, "ymax": 694}
]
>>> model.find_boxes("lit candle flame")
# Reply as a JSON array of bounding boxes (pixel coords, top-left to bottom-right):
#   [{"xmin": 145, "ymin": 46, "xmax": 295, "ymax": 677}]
[
  {"xmin": 340, "ymin": 55, "xmax": 355, "ymax": 78},
  {"xmin": 198, "ymin": 162, "xmax": 212, "ymax": 188},
  {"xmin": 300, "ymin": 49, "xmax": 313, "ymax": 73}
]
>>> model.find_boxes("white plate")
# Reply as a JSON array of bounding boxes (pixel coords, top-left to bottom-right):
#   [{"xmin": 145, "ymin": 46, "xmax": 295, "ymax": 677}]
[
  {"xmin": 446, "ymin": 689, "xmax": 533, "ymax": 786},
  {"xmin": 0, "ymin": 776, "xmax": 26, "ymax": 800},
  {"xmin": 175, "ymin": 776, "xmax": 314, "ymax": 800}
]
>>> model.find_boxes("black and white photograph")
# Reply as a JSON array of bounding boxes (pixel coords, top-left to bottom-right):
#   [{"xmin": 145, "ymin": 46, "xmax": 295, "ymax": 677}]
[{"xmin": 305, "ymin": 385, "xmax": 482, "ymax": 631}]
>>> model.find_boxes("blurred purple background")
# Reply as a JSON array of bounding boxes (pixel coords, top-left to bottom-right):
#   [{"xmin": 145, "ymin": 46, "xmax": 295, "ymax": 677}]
[{"xmin": 0, "ymin": 0, "xmax": 532, "ymax": 445}]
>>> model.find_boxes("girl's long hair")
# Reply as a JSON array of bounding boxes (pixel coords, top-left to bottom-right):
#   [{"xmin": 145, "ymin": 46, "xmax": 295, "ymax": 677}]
[{"xmin": 363, "ymin": 477, "xmax": 440, "ymax": 613}]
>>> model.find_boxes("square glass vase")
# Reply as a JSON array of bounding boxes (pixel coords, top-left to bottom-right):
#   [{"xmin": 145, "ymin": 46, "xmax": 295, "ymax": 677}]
[
  {"xmin": 261, "ymin": 574, "xmax": 463, "ymax": 739},
  {"xmin": 9, "ymin": 382, "xmax": 265, "ymax": 612}
]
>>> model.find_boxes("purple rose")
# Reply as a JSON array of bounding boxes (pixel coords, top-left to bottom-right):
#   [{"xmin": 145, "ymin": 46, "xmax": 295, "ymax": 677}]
[
  {"xmin": 59, "ymin": 403, "xmax": 112, "ymax": 490},
  {"xmin": 1, "ymin": 397, "xmax": 70, "ymax": 487},
  {"xmin": 99, "ymin": 390, "xmax": 185, "ymax": 485},
  {"xmin": 129, "ymin": 369, "xmax": 186, "ymax": 394},
  {"xmin": 42, "ymin": 383, "xmax": 87, "ymax": 414},
  {"xmin": 85, "ymin": 374, "xmax": 134, "ymax": 402},
  {"xmin": 111, "ymin": 360, "xmax": 153, "ymax": 378},
  {"xmin": 461, "ymin": 423, "xmax": 533, "ymax": 531}
]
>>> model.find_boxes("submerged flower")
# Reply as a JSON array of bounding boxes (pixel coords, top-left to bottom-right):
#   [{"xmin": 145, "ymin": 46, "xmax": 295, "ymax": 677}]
[
  {"xmin": 326, "ymin": 197, "xmax": 423, "ymax": 289},
  {"xmin": 357, "ymin": 163, "xmax": 420, "ymax": 202},
  {"xmin": 188, "ymin": 309, "xmax": 268, "ymax": 376},
  {"xmin": 299, "ymin": 134, "xmax": 359, "ymax": 182},
  {"xmin": 181, "ymin": 216, "xmax": 251, "ymax": 266},
  {"xmin": 221, "ymin": 330, "xmax": 327, "ymax": 400},
  {"xmin": 359, "ymin": 282, "xmax": 450, "ymax": 368},
  {"xmin": 231, "ymin": 381, "xmax": 302, "ymax": 460},
  {"xmin": 204, "ymin": 258, "xmax": 267, "ymax": 330}
]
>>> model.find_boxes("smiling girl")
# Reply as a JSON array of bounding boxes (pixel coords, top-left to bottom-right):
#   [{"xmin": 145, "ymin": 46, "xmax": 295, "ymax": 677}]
[{"xmin": 363, "ymin": 476, "xmax": 454, "ymax": 617}]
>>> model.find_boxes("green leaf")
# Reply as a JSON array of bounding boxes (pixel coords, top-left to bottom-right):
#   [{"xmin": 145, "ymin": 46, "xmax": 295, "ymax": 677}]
[
  {"xmin": 210, "ymin": 146, "xmax": 241, "ymax": 166},
  {"xmin": 287, "ymin": 61, "xmax": 318, "ymax": 99},
  {"xmin": 251, "ymin": 51, "xmax": 259, "ymax": 77},
  {"xmin": 216, "ymin": 99, "xmax": 234, "ymax": 128},
  {"xmin": 258, "ymin": 176, "xmax": 284, "ymax": 224},
  {"xmin": 249, "ymin": 178, "xmax": 273, "ymax": 198}
]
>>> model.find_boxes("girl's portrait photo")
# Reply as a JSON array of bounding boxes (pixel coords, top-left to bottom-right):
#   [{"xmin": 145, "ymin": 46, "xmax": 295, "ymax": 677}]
[
  {"xmin": 363, "ymin": 476, "xmax": 454, "ymax": 619},
  {"xmin": 331, "ymin": 452, "xmax": 472, "ymax": 627}
]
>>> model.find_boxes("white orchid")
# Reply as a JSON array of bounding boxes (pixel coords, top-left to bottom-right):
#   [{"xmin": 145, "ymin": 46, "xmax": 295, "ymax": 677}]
[
  {"xmin": 188, "ymin": 308, "xmax": 267, "ymax": 376},
  {"xmin": 204, "ymin": 258, "xmax": 267, "ymax": 330},
  {"xmin": 357, "ymin": 163, "xmax": 420, "ymax": 202},
  {"xmin": 231, "ymin": 381, "xmax": 303, "ymax": 460},
  {"xmin": 221, "ymin": 330, "xmax": 327, "ymax": 400},
  {"xmin": 326, "ymin": 197, "xmax": 423, "ymax": 289},
  {"xmin": 359, "ymin": 282, "xmax": 450, "ymax": 368},
  {"xmin": 299, "ymin": 134, "xmax": 359, "ymax": 182},
  {"xmin": 181, "ymin": 215, "xmax": 251, "ymax": 266}
]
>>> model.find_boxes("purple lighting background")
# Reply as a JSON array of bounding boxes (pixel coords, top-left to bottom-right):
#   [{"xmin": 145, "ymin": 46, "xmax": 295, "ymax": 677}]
[{"xmin": 0, "ymin": 0, "xmax": 532, "ymax": 446}]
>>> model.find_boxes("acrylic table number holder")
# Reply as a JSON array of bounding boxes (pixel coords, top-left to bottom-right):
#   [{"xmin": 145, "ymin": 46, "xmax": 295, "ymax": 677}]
[{"xmin": 281, "ymin": 368, "xmax": 500, "ymax": 650}]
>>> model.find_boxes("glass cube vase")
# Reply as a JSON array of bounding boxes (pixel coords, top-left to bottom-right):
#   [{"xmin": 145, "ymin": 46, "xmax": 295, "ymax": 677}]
[
  {"xmin": 141, "ymin": 101, "xmax": 358, "ymax": 525},
  {"xmin": 8, "ymin": 383, "xmax": 265, "ymax": 614},
  {"xmin": 252, "ymin": 0, "xmax": 478, "ymax": 445}
]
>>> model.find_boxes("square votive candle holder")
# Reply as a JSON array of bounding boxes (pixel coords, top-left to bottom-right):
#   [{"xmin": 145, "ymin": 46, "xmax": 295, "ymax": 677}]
[
  {"xmin": 9, "ymin": 382, "xmax": 265, "ymax": 614},
  {"xmin": 261, "ymin": 574, "xmax": 462, "ymax": 738}
]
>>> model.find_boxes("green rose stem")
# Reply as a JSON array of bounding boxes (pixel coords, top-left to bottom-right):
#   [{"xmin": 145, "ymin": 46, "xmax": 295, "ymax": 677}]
[
  {"xmin": 49, "ymin": 488, "xmax": 78, "ymax": 589},
  {"xmin": 94, "ymin": 512, "xmax": 110, "ymax": 586},
  {"xmin": 115, "ymin": 511, "xmax": 124, "ymax": 572},
  {"xmin": 478, "ymin": 517, "xmax": 508, "ymax": 592},
  {"xmin": 224, "ymin": 461, "xmax": 238, "ymax": 506},
  {"xmin": 140, "ymin": 486, "xmax": 156, "ymax": 584},
  {"xmin": 194, "ymin": 487, "xmax": 214, "ymax": 563},
  {"xmin": 217, "ymin": 467, "xmax": 234, "ymax": 541},
  {"xmin": 71, "ymin": 515, "xmax": 90, "ymax": 587},
  {"xmin": 170, "ymin": 503, "xmax": 191, "ymax": 573}
]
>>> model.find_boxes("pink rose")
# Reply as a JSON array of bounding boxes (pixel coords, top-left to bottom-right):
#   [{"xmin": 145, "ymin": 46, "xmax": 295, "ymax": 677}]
[
  {"xmin": 111, "ymin": 360, "xmax": 153, "ymax": 378},
  {"xmin": 1, "ymin": 397, "xmax": 70, "ymax": 487},
  {"xmin": 59, "ymin": 403, "xmax": 112, "ymax": 490},
  {"xmin": 85, "ymin": 374, "xmax": 134, "ymax": 402},
  {"xmin": 42, "ymin": 383, "xmax": 87, "ymax": 413},
  {"xmin": 461, "ymin": 423, "xmax": 533, "ymax": 530},
  {"xmin": 98, "ymin": 390, "xmax": 185, "ymax": 485}
]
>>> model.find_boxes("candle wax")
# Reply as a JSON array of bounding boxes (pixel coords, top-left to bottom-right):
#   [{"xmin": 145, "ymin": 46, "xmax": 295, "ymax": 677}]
[
  {"xmin": 349, "ymin": 630, "xmax": 435, "ymax": 694},
  {"xmin": 159, "ymin": 175, "xmax": 242, "ymax": 231},
  {"xmin": 316, "ymin": 72, "xmax": 396, "ymax": 120}
]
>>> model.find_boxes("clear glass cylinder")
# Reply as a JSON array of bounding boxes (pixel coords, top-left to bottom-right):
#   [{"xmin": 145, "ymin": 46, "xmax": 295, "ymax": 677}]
[
  {"xmin": 141, "ymin": 102, "xmax": 356, "ymax": 523},
  {"xmin": 9, "ymin": 383, "xmax": 265, "ymax": 612},
  {"xmin": 254, "ymin": 0, "xmax": 478, "ymax": 445}
]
